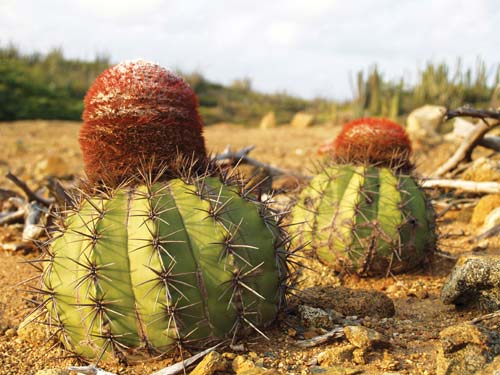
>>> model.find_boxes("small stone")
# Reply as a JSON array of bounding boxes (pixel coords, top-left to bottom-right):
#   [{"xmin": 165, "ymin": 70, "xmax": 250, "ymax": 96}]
[
  {"xmin": 474, "ymin": 355, "xmax": 500, "ymax": 375},
  {"xmin": 233, "ymin": 355, "xmax": 256, "ymax": 374},
  {"xmin": 254, "ymin": 358, "xmax": 265, "ymax": 367},
  {"xmin": 248, "ymin": 351, "xmax": 258, "ymax": 360},
  {"xmin": 436, "ymin": 323, "xmax": 500, "ymax": 375},
  {"xmin": 4, "ymin": 327, "xmax": 17, "ymax": 337},
  {"xmin": 310, "ymin": 367, "xmax": 328, "ymax": 374},
  {"xmin": 317, "ymin": 345, "xmax": 355, "ymax": 366},
  {"xmin": 35, "ymin": 370, "xmax": 70, "ymax": 375},
  {"xmin": 287, "ymin": 327, "xmax": 297, "ymax": 337},
  {"xmin": 298, "ymin": 305, "xmax": 338, "ymax": 329},
  {"xmin": 407, "ymin": 281, "xmax": 429, "ymax": 299},
  {"xmin": 470, "ymin": 194, "xmax": 500, "ymax": 226},
  {"xmin": 222, "ymin": 352, "xmax": 237, "ymax": 360},
  {"xmin": 303, "ymin": 329, "xmax": 320, "ymax": 339},
  {"xmin": 259, "ymin": 112, "xmax": 277, "ymax": 129},
  {"xmin": 344, "ymin": 325, "xmax": 390, "ymax": 349},
  {"xmin": 189, "ymin": 351, "xmax": 226, "ymax": 375},
  {"xmin": 463, "ymin": 157, "xmax": 500, "ymax": 183},
  {"xmin": 298, "ymin": 286, "xmax": 395, "ymax": 318},
  {"xmin": 441, "ymin": 255, "xmax": 500, "ymax": 312},
  {"xmin": 318, "ymin": 367, "xmax": 362, "ymax": 375},
  {"xmin": 352, "ymin": 349, "xmax": 367, "ymax": 365},
  {"xmin": 291, "ymin": 112, "xmax": 315, "ymax": 128},
  {"xmin": 380, "ymin": 350, "xmax": 400, "ymax": 371},
  {"xmin": 17, "ymin": 318, "xmax": 47, "ymax": 344},
  {"xmin": 238, "ymin": 370, "xmax": 279, "ymax": 375}
]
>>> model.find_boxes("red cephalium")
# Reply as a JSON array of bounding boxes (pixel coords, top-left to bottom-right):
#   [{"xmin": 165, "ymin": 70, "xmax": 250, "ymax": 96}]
[
  {"xmin": 80, "ymin": 60, "xmax": 207, "ymax": 185},
  {"xmin": 326, "ymin": 118, "xmax": 412, "ymax": 169}
]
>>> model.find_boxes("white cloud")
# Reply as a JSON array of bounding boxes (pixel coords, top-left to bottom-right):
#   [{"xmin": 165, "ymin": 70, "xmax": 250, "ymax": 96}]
[{"xmin": 1, "ymin": 0, "xmax": 500, "ymax": 99}]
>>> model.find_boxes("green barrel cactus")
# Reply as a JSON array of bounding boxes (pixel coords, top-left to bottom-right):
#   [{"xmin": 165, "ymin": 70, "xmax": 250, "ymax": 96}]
[
  {"xmin": 32, "ymin": 60, "xmax": 291, "ymax": 362},
  {"xmin": 291, "ymin": 118, "xmax": 435, "ymax": 276},
  {"xmin": 42, "ymin": 173, "xmax": 288, "ymax": 361}
]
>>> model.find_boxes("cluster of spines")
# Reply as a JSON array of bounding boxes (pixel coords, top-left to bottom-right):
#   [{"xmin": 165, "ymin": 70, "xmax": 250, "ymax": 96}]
[
  {"xmin": 25, "ymin": 164, "xmax": 296, "ymax": 363},
  {"xmin": 291, "ymin": 161, "xmax": 435, "ymax": 276}
]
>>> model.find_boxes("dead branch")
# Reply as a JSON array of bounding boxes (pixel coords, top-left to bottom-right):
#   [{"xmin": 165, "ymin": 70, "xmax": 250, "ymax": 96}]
[
  {"xmin": 471, "ymin": 309, "xmax": 500, "ymax": 324},
  {"xmin": 433, "ymin": 107, "xmax": 500, "ymax": 177},
  {"xmin": 5, "ymin": 172, "xmax": 54, "ymax": 206},
  {"xmin": 0, "ymin": 209, "xmax": 25, "ymax": 225},
  {"xmin": 47, "ymin": 177, "xmax": 75, "ymax": 208},
  {"xmin": 421, "ymin": 179, "xmax": 500, "ymax": 194},
  {"xmin": 293, "ymin": 326, "xmax": 345, "ymax": 348},
  {"xmin": 0, "ymin": 197, "xmax": 27, "ymax": 225},
  {"xmin": 470, "ymin": 224, "xmax": 500, "ymax": 243},
  {"xmin": 433, "ymin": 121, "xmax": 500, "ymax": 177},
  {"xmin": 22, "ymin": 202, "xmax": 44, "ymax": 241},
  {"xmin": 477, "ymin": 136, "xmax": 500, "ymax": 152},
  {"xmin": 214, "ymin": 145, "xmax": 300, "ymax": 177},
  {"xmin": 68, "ymin": 344, "xmax": 222, "ymax": 375},
  {"xmin": 149, "ymin": 344, "xmax": 222, "ymax": 375},
  {"xmin": 68, "ymin": 365, "xmax": 117, "ymax": 375},
  {"xmin": 446, "ymin": 107, "xmax": 500, "ymax": 121}
]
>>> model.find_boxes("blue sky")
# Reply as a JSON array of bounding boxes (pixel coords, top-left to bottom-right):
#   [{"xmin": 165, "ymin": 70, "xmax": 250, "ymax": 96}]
[{"xmin": 1, "ymin": 0, "xmax": 499, "ymax": 99}]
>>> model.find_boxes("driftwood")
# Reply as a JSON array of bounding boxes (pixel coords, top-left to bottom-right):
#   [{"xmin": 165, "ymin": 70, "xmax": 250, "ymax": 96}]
[
  {"xmin": 0, "ymin": 172, "xmax": 53, "ymax": 246},
  {"xmin": 68, "ymin": 365, "xmax": 117, "ymax": 375},
  {"xmin": 293, "ymin": 326, "xmax": 345, "ymax": 348},
  {"xmin": 471, "ymin": 309, "xmax": 500, "ymax": 324},
  {"xmin": 0, "ymin": 207, "xmax": 25, "ymax": 225},
  {"xmin": 214, "ymin": 144, "xmax": 299, "ymax": 177},
  {"xmin": 5, "ymin": 171, "xmax": 54, "ymax": 206},
  {"xmin": 433, "ymin": 107, "xmax": 500, "ymax": 177},
  {"xmin": 421, "ymin": 179, "xmax": 500, "ymax": 194},
  {"xmin": 215, "ymin": 144, "xmax": 500, "ymax": 195},
  {"xmin": 68, "ymin": 344, "xmax": 222, "ymax": 375}
]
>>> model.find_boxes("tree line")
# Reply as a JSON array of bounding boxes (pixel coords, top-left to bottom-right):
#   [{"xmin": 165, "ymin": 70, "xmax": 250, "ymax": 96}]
[{"xmin": 1, "ymin": 45, "xmax": 499, "ymax": 124}]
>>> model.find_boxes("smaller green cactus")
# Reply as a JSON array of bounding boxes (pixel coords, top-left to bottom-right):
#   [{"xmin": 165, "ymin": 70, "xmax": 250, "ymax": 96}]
[
  {"xmin": 291, "ymin": 164, "xmax": 435, "ymax": 275},
  {"xmin": 292, "ymin": 118, "xmax": 435, "ymax": 276}
]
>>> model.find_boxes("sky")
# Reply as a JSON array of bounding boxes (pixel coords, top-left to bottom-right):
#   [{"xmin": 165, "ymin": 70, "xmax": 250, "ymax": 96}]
[{"xmin": 1, "ymin": 0, "xmax": 500, "ymax": 99}]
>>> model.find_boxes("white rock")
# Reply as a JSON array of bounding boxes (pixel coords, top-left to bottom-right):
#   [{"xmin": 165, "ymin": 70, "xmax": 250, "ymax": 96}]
[
  {"xmin": 406, "ymin": 105, "xmax": 446, "ymax": 143},
  {"xmin": 444, "ymin": 117, "xmax": 476, "ymax": 142}
]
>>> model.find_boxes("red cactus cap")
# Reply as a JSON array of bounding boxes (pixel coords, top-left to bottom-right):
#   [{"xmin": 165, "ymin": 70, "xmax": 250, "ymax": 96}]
[
  {"xmin": 325, "ymin": 118, "xmax": 412, "ymax": 169},
  {"xmin": 80, "ymin": 59, "xmax": 207, "ymax": 185}
]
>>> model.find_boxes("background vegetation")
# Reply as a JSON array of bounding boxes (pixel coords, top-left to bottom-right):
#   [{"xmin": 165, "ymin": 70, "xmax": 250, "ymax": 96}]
[{"xmin": 1, "ymin": 45, "xmax": 499, "ymax": 124}]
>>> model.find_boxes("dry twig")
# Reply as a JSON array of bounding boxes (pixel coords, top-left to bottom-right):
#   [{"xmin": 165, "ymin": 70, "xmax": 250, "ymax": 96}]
[
  {"xmin": 433, "ymin": 107, "xmax": 500, "ymax": 177},
  {"xmin": 214, "ymin": 145, "xmax": 300, "ymax": 177},
  {"xmin": 293, "ymin": 326, "xmax": 345, "ymax": 348},
  {"xmin": 421, "ymin": 179, "xmax": 500, "ymax": 194},
  {"xmin": 68, "ymin": 344, "xmax": 222, "ymax": 375},
  {"xmin": 471, "ymin": 309, "xmax": 500, "ymax": 324},
  {"xmin": 5, "ymin": 171, "xmax": 54, "ymax": 206}
]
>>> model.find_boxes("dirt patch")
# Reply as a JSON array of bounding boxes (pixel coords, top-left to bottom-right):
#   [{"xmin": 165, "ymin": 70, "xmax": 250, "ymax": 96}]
[{"xmin": 0, "ymin": 121, "xmax": 499, "ymax": 374}]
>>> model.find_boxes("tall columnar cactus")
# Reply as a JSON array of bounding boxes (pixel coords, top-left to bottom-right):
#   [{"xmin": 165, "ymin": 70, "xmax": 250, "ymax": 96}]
[
  {"xmin": 292, "ymin": 118, "xmax": 435, "ymax": 276},
  {"xmin": 35, "ymin": 60, "xmax": 291, "ymax": 362}
]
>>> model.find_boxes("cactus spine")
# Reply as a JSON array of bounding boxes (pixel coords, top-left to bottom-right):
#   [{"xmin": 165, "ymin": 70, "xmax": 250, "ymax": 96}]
[
  {"xmin": 292, "ymin": 118, "xmax": 435, "ymax": 276},
  {"xmin": 35, "ymin": 60, "xmax": 291, "ymax": 361}
]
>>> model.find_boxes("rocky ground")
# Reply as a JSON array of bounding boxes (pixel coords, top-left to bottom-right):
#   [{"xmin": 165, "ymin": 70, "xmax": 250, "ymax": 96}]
[{"xmin": 1, "ymin": 121, "xmax": 500, "ymax": 375}]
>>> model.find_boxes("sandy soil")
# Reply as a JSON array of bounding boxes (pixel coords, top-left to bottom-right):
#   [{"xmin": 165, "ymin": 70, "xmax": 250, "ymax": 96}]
[{"xmin": 0, "ymin": 121, "xmax": 497, "ymax": 375}]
